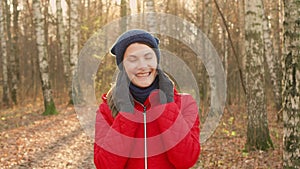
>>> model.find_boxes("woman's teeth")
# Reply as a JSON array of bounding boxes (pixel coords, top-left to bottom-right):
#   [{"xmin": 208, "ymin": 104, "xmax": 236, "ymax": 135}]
[{"xmin": 136, "ymin": 72, "xmax": 150, "ymax": 77}]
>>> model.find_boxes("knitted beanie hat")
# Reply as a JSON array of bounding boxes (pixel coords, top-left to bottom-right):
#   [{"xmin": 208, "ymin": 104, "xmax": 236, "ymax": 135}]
[{"xmin": 110, "ymin": 29, "xmax": 160, "ymax": 68}]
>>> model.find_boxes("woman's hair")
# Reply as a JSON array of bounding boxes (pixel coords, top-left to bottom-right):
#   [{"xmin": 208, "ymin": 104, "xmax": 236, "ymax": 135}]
[
  {"xmin": 106, "ymin": 84, "xmax": 119, "ymax": 118},
  {"xmin": 106, "ymin": 71, "xmax": 175, "ymax": 118}
]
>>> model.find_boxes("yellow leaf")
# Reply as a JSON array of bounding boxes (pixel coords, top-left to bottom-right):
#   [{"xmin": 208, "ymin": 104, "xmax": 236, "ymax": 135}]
[
  {"xmin": 242, "ymin": 152, "xmax": 248, "ymax": 157},
  {"xmin": 93, "ymin": 54, "xmax": 102, "ymax": 59},
  {"xmin": 222, "ymin": 129, "xmax": 229, "ymax": 135},
  {"xmin": 228, "ymin": 117, "xmax": 234, "ymax": 124}
]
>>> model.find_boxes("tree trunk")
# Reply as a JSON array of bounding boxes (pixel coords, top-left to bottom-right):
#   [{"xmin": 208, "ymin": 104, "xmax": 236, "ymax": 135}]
[
  {"xmin": 104, "ymin": 0, "xmax": 111, "ymax": 24},
  {"xmin": 137, "ymin": 0, "xmax": 141, "ymax": 13},
  {"xmin": 25, "ymin": 0, "xmax": 39, "ymax": 102},
  {"xmin": 33, "ymin": 0, "xmax": 58, "ymax": 115},
  {"xmin": 4, "ymin": 0, "xmax": 12, "ymax": 103},
  {"xmin": 237, "ymin": 0, "xmax": 246, "ymax": 107},
  {"xmin": 0, "ymin": 0, "xmax": 9, "ymax": 106},
  {"xmin": 244, "ymin": 0, "xmax": 273, "ymax": 151},
  {"xmin": 261, "ymin": 0, "xmax": 282, "ymax": 111},
  {"xmin": 275, "ymin": 0, "xmax": 284, "ymax": 121},
  {"xmin": 120, "ymin": 0, "xmax": 127, "ymax": 32},
  {"xmin": 282, "ymin": 0, "xmax": 300, "ymax": 168},
  {"xmin": 56, "ymin": 0, "xmax": 71, "ymax": 101},
  {"xmin": 69, "ymin": 0, "xmax": 80, "ymax": 104},
  {"xmin": 144, "ymin": 0, "xmax": 156, "ymax": 32},
  {"xmin": 10, "ymin": 0, "xmax": 19, "ymax": 104}
]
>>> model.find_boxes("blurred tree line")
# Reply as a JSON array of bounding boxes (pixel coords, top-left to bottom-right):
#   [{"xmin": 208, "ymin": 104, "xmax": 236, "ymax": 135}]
[
  {"xmin": 0, "ymin": 0, "xmax": 298, "ymax": 168},
  {"xmin": 0, "ymin": 0, "xmax": 283, "ymax": 111}
]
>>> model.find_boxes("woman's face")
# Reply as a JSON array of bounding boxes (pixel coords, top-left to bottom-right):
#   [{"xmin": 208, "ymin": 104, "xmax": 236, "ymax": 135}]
[{"xmin": 123, "ymin": 43, "xmax": 158, "ymax": 88}]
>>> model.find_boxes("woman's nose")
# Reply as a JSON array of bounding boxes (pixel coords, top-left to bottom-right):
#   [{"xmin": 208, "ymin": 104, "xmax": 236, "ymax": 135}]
[{"xmin": 137, "ymin": 59, "xmax": 147, "ymax": 69}]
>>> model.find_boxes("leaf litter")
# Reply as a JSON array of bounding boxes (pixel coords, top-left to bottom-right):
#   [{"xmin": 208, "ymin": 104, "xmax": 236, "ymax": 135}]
[{"xmin": 0, "ymin": 104, "xmax": 282, "ymax": 168}]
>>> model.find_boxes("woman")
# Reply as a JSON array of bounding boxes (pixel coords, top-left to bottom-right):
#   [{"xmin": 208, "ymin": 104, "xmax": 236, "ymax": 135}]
[{"xmin": 94, "ymin": 29, "xmax": 200, "ymax": 169}]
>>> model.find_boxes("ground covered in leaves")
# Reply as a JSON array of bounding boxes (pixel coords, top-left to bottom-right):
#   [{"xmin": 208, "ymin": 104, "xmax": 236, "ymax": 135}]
[{"xmin": 0, "ymin": 102, "xmax": 282, "ymax": 169}]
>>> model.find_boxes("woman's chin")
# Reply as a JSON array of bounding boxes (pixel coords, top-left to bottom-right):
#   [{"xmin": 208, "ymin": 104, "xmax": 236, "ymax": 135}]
[{"xmin": 132, "ymin": 80, "xmax": 153, "ymax": 88}]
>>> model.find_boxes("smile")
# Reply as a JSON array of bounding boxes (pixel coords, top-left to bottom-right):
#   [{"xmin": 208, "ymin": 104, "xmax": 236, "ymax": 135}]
[{"xmin": 136, "ymin": 72, "xmax": 151, "ymax": 77}]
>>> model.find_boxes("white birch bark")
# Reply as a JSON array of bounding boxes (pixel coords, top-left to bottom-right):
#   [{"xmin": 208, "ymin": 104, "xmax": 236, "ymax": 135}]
[
  {"xmin": 282, "ymin": 0, "xmax": 300, "ymax": 168},
  {"xmin": 33, "ymin": 0, "xmax": 57, "ymax": 115},
  {"xmin": 261, "ymin": 0, "xmax": 282, "ymax": 111},
  {"xmin": 69, "ymin": 0, "xmax": 80, "ymax": 103},
  {"xmin": 70, "ymin": 0, "xmax": 79, "ymax": 78},
  {"xmin": 144, "ymin": 0, "xmax": 156, "ymax": 32},
  {"xmin": 56, "ymin": 0, "xmax": 70, "ymax": 99},
  {"xmin": 144, "ymin": 0, "xmax": 155, "ymax": 13},
  {"xmin": 120, "ymin": 0, "xmax": 127, "ymax": 32},
  {"xmin": 0, "ymin": 1, "xmax": 9, "ymax": 105},
  {"xmin": 245, "ymin": 0, "xmax": 273, "ymax": 151}
]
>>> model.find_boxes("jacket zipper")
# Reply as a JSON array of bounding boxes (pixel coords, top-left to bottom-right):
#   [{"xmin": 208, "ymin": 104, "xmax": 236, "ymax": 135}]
[
  {"xmin": 134, "ymin": 100, "xmax": 148, "ymax": 169},
  {"xmin": 143, "ymin": 106, "xmax": 147, "ymax": 169}
]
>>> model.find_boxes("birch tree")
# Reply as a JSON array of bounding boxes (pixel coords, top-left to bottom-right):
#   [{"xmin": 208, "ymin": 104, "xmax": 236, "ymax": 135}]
[
  {"xmin": 69, "ymin": 0, "xmax": 80, "ymax": 104},
  {"xmin": 10, "ymin": 0, "xmax": 19, "ymax": 104},
  {"xmin": 120, "ymin": 0, "xmax": 127, "ymax": 32},
  {"xmin": 33, "ymin": 0, "xmax": 58, "ymax": 115},
  {"xmin": 261, "ymin": 0, "xmax": 282, "ymax": 112},
  {"xmin": 56, "ymin": 0, "xmax": 71, "ymax": 101},
  {"xmin": 4, "ymin": 0, "xmax": 13, "ymax": 103},
  {"xmin": 282, "ymin": 0, "xmax": 300, "ymax": 168},
  {"xmin": 244, "ymin": 0, "xmax": 273, "ymax": 151},
  {"xmin": 0, "ymin": 0, "xmax": 9, "ymax": 106},
  {"xmin": 144, "ymin": 0, "xmax": 156, "ymax": 32}
]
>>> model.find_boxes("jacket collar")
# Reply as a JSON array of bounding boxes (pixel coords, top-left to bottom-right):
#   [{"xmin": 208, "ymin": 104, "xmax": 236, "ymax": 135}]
[{"xmin": 109, "ymin": 68, "xmax": 174, "ymax": 113}]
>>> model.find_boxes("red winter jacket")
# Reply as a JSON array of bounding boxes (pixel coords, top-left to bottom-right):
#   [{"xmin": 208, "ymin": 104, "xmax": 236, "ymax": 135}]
[{"xmin": 94, "ymin": 89, "xmax": 200, "ymax": 169}]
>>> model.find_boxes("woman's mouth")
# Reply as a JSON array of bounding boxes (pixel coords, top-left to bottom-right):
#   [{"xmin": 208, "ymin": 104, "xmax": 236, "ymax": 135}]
[{"xmin": 136, "ymin": 72, "xmax": 151, "ymax": 77}]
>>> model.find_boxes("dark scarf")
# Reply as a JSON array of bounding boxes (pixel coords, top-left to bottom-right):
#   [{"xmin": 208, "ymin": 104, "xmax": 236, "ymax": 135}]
[
  {"xmin": 129, "ymin": 75, "xmax": 159, "ymax": 104},
  {"xmin": 112, "ymin": 68, "xmax": 174, "ymax": 113}
]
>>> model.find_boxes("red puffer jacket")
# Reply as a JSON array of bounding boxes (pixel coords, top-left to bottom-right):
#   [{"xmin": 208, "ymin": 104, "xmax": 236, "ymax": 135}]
[{"xmin": 94, "ymin": 89, "xmax": 200, "ymax": 169}]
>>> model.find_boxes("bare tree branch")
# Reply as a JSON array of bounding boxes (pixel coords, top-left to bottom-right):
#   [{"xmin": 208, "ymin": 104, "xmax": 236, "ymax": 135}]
[{"xmin": 213, "ymin": 0, "xmax": 247, "ymax": 95}]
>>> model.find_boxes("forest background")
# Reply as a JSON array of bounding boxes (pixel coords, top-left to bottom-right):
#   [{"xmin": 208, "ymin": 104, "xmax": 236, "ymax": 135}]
[{"xmin": 0, "ymin": 0, "xmax": 299, "ymax": 168}]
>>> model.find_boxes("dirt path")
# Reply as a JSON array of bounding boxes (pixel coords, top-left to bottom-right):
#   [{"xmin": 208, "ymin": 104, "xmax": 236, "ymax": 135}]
[{"xmin": 0, "ymin": 106, "xmax": 94, "ymax": 169}]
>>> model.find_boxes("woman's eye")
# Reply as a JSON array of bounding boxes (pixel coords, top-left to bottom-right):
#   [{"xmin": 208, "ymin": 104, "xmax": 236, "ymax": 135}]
[
  {"xmin": 145, "ymin": 54, "xmax": 154, "ymax": 60},
  {"xmin": 129, "ymin": 58, "xmax": 137, "ymax": 62},
  {"xmin": 127, "ymin": 56, "xmax": 137, "ymax": 62}
]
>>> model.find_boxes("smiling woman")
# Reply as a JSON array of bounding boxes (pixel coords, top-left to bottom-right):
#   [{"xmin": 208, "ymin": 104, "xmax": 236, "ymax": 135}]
[
  {"xmin": 123, "ymin": 43, "xmax": 158, "ymax": 88},
  {"xmin": 93, "ymin": 29, "xmax": 200, "ymax": 169}
]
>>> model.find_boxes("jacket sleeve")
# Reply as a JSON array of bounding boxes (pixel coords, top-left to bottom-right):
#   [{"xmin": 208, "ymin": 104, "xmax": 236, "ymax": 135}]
[
  {"xmin": 156, "ymin": 94, "xmax": 200, "ymax": 169},
  {"xmin": 94, "ymin": 103, "xmax": 139, "ymax": 169}
]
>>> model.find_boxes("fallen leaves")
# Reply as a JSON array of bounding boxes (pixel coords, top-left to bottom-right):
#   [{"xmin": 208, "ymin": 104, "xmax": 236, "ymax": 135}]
[
  {"xmin": 0, "ymin": 105, "xmax": 94, "ymax": 169},
  {"xmin": 0, "ymin": 104, "xmax": 282, "ymax": 169},
  {"xmin": 193, "ymin": 105, "xmax": 283, "ymax": 169}
]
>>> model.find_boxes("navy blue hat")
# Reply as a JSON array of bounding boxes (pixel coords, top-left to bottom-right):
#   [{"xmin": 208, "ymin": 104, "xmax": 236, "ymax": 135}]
[{"xmin": 110, "ymin": 29, "xmax": 160, "ymax": 68}]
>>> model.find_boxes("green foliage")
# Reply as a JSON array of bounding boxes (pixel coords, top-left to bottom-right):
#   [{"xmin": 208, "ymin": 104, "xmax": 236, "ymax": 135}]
[
  {"xmin": 42, "ymin": 99, "xmax": 58, "ymax": 116},
  {"xmin": 245, "ymin": 125, "xmax": 274, "ymax": 151}
]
